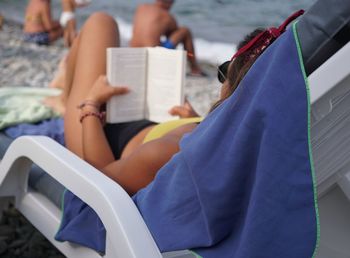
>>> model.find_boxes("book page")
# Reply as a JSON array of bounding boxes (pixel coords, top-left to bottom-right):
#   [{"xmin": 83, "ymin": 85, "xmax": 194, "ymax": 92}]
[
  {"xmin": 146, "ymin": 48, "xmax": 186, "ymax": 123},
  {"xmin": 106, "ymin": 48, "xmax": 147, "ymax": 123}
]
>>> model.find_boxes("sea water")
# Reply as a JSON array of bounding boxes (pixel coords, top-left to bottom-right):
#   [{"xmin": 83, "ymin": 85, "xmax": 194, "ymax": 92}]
[{"xmin": 0, "ymin": 0, "xmax": 317, "ymax": 64}]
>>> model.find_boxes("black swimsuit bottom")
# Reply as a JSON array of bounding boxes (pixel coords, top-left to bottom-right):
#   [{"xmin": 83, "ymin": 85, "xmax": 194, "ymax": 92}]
[{"xmin": 104, "ymin": 119, "xmax": 156, "ymax": 159}]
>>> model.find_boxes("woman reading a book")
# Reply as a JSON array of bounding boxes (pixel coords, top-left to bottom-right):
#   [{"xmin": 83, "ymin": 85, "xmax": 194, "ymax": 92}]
[
  {"xmin": 47, "ymin": 9, "xmax": 316, "ymax": 256},
  {"xmin": 52, "ymin": 12, "xmax": 289, "ymax": 195}
]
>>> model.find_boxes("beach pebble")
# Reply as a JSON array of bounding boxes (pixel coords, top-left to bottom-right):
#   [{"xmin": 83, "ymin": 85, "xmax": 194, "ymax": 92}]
[
  {"xmin": 0, "ymin": 225, "xmax": 15, "ymax": 236},
  {"xmin": 0, "ymin": 206, "xmax": 64, "ymax": 257},
  {"xmin": 0, "ymin": 240, "xmax": 7, "ymax": 255}
]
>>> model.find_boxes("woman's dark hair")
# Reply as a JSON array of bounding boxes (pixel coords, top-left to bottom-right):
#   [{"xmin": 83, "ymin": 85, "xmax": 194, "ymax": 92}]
[
  {"xmin": 210, "ymin": 28, "xmax": 266, "ymax": 112},
  {"xmin": 209, "ymin": 10, "xmax": 305, "ymax": 112}
]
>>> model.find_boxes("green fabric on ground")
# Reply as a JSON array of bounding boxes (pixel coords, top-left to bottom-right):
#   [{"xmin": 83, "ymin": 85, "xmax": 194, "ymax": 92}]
[{"xmin": 0, "ymin": 87, "xmax": 61, "ymax": 130}]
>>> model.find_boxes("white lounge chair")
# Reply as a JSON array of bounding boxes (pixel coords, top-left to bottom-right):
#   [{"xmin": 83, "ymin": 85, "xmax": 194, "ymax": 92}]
[
  {"xmin": 0, "ymin": 40, "xmax": 349, "ymax": 258},
  {"xmin": 1, "ymin": 0, "xmax": 350, "ymax": 256},
  {"xmin": 0, "ymin": 134, "xmax": 168, "ymax": 258},
  {"xmin": 309, "ymin": 42, "xmax": 350, "ymax": 258}
]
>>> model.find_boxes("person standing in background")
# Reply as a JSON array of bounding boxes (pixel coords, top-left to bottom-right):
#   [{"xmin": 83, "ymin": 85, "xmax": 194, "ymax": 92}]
[
  {"xmin": 130, "ymin": 0, "xmax": 205, "ymax": 76},
  {"xmin": 47, "ymin": 0, "xmax": 91, "ymax": 89},
  {"xmin": 60, "ymin": 0, "xmax": 91, "ymax": 47}
]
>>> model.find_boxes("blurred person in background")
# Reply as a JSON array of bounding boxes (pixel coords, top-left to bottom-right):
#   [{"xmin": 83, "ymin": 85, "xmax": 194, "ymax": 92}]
[
  {"xmin": 23, "ymin": 0, "xmax": 63, "ymax": 45},
  {"xmin": 130, "ymin": 0, "xmax": 206, "ymax": 76},
  {"xmin": 60, "ymin": 0, "xmax": 91, "ymax": 47},
  {"xmin": 48, "ymin": 0, "xmax": 92, "ymax": 88}
]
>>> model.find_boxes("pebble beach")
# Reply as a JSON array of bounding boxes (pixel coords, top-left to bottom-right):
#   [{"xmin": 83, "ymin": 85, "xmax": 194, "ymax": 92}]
[
  {"xmin": 0, "ymin": 18, "xmax": 220, "ymax": 257},
  {"xmin": 0, "ymin": 21, "xmax": 65, "ymax": 88}
]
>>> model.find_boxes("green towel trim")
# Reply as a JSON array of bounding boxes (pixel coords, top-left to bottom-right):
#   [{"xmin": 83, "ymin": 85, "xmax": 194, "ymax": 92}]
[
  {"xmin": 190, "ymin": 250, "xmax": 203, "ymax": 258},
  {"xmin": 292, "ymin": 22, "xmax": 321, "ymax": 258},
  {"xmin": 55, "ymin": 188, "xmax": 68, "ymax": 236}
]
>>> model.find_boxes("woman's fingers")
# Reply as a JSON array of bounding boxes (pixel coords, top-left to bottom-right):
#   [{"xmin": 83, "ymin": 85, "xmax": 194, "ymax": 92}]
[
  {"xmin": 169, "ymin": 105, "xmax": 197, "ymax": 118},
  {"xmin": 111, "ymin": 86, "xmax": 129, "ymax": 95},
  {"xmin": 101, "ymin": 76, "xmax": 129, "ymax": 95},
  {"xmin": 169, "ymin": 99, "xmax": 199, "ymax": 118},
  {"xmin": 168, "ymin": 106, "xmax": 181, "ymax": 115},
  {"xmin": 86, "ymin": 75, "xmax": 129, "ymax": 104}
]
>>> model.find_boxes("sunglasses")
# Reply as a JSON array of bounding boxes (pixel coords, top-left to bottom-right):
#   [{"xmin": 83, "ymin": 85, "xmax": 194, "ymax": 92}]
[{"xmin": 217, "ymin": 60, "xmax": 230, "ymax": 84}]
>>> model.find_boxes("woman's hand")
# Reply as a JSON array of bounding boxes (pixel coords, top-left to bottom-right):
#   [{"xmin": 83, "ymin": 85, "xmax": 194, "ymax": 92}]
[
  {"xmin": 169, "ymin": 98, "xmax": 199, "ymax": 118},
  {"xmin": 85, "ymin": 75, "xmax": 129, "ymax": 105}
]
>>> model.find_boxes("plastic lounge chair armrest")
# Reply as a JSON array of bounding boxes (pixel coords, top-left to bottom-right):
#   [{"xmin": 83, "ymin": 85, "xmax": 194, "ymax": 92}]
[{"xmin": 0, "ymin": 136, "xmax": 162, "ymax": 258}]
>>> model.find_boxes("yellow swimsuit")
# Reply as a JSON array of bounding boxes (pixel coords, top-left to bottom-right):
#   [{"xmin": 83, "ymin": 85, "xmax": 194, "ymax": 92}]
[{"xmin": 143, "ymin": 117, "xmax": 203, "ymax": 143}]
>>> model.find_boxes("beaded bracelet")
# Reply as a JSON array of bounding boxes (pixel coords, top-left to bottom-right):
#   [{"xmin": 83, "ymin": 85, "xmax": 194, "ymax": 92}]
[
  {"xmin": 79, "ymin": 110, "xmax": 105, "ymax": 124},
  {"xmin": 77, "ymin": 100, "xmax": 100, "ymax": 110}
]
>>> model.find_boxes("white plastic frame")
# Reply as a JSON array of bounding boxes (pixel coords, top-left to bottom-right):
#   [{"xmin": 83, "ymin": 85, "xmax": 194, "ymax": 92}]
[{"xmin": 0, "ymin": 136, "xmax": 162, "ymax": 258}]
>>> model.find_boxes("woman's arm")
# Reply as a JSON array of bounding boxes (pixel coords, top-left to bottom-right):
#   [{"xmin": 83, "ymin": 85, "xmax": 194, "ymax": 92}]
[
  {"xmin": 79, "ymin": 76, "xmax": 196, "ymax": 195},
  {"xmin": 80, "ymin": 105, "xmax": 115, "ymax": 168},
  {"xmin": 102, "ymin": 132, "xmax": 183, "ymax": 195},
  {"xmin": 82, "ymin": 104, "xmax": 192, "ymax": 195},
  {"xmin": 79, "ymin": 76, "xmax": 129, "ymax": 168}
]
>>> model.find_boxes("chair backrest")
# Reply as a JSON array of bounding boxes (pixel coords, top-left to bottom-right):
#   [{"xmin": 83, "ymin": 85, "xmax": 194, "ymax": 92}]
[
  {"xmin": 297, "ymin": 0, "xmax": 350, "ymax": 76},
  {"xmin": 295, "ymin": 0, "xmax": 350, "ymax": 196},
  {"xmin": 308, "ymin": 41, "xmax": 350, "ymax": 196},
  {"xmin": 297, "ymin": 2, "xmax": 350, "ymax": 255},
  {"xmin": 308, "ymin": 39, "xmax": 350, "ymax": 258}
]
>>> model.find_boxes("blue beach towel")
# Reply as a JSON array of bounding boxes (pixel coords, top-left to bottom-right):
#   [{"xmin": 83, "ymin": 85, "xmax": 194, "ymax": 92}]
[
  {"xmin": 55, "ymin": 24, "xmax": 319, "ymax": 257},
  {"xmin": 4, "ymin": 118, "xmax": 65, "ymax": 145}
]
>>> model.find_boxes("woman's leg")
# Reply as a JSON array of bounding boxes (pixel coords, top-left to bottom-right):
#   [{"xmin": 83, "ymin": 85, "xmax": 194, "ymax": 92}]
[
  {"xmin": 64, "ymin": 28, "xmax": 82, "ymax": 100},
  {"xmin": 64, "ymin": 12, "xmax": 119, "ymax": 158},
  {"xmin": 43, "ymin": 37, "xmax": 80, "ymax": 115}
]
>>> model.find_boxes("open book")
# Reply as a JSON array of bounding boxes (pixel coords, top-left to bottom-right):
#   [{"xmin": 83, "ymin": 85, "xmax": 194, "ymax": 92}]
[{"xmin": 106, "ymin": 47, "xmax": 187, "ymax": 123}]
